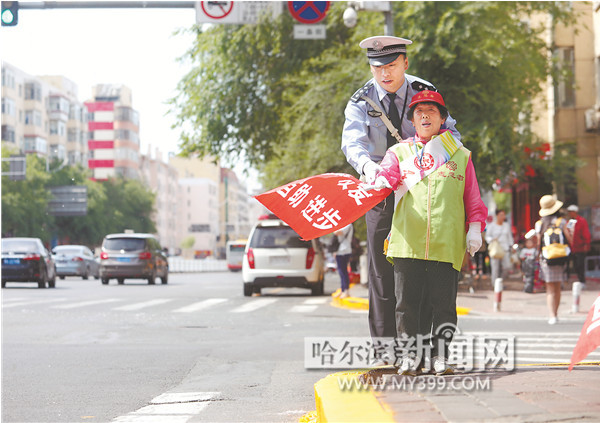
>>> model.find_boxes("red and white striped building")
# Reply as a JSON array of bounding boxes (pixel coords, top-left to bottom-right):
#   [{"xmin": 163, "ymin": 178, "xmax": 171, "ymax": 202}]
[{"xmin": 85, "ymin": 84, "xmax": 140, "ymax": 180}]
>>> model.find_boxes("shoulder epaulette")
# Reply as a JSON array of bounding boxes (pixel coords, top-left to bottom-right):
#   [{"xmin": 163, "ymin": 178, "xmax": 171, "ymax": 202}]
[
  {"xmin": 351, "ymin": 80, "xmax": 374, "ymax": 103},
  {"xmin": 411, "ymin": 80, "xmax": 437, "ymax": 92}
]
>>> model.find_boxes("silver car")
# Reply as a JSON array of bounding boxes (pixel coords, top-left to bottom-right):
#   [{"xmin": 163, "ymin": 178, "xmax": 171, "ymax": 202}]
[
  {"xmin": 52, "ymin": 245, "xmax": 99, "ymax": 279},
  {"xmin": 242, "ymin": 218, "xmax": 325, "ymax": 296}
]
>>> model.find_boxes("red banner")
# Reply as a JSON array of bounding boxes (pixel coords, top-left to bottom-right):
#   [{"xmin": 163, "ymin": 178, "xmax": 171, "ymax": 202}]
[
  {"xmin": 255, "ymin": 173, "xmax": 391, "ymax": 240},
  {"xmin": 569, "ymin": 294, "xmax": 600, "ymax": 371}
]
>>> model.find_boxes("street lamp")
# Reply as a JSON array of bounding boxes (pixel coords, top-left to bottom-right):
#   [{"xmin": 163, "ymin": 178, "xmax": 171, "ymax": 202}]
[{"xmin": 343, "ymin": 1, "xmax": 393, "ymax": 36}]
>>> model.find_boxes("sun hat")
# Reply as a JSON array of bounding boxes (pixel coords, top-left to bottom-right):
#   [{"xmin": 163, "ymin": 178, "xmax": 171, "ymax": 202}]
[{"xmin": 539, "ymin": 195, "xmax": 563, "ymax": 217}]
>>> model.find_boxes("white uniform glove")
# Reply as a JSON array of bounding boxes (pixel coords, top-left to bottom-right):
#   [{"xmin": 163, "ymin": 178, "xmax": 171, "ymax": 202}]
[
  {"xmin": 362, "ymin": 161, "xmax": 383, "ymax": 185},
  {"xmin": 361, "ymin": 175, "xmax": 392, "ymax": 191},
  {"xmin": 466, "ymin": 222, "xmax": 482, "ymax": 257}
]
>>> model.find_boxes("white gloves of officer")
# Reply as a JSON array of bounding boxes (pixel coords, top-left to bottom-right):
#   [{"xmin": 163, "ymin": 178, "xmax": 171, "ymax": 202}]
[
  {"xmin": 466, "ymin": 222, "xmax": 482, "ymax": 257},
  {"xmin": 363, "ymin": 161, "xmax": 383, "ymax": 185}
]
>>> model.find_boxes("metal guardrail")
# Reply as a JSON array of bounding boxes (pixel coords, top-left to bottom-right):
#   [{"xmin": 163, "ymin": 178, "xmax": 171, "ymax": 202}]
[{"xmin": 167, "ymin": 258, "xmax": 228, "ymax": 273}]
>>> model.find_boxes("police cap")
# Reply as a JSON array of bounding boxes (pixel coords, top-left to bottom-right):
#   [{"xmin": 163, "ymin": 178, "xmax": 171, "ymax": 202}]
[{"xmin": 359, "ymin": 35, "xmax": 413, "ymax": 66}]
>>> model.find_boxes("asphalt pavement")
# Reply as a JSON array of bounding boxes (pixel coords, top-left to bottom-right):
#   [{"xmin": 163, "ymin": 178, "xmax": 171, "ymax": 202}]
[{"xmin": 307, "ymin": 273, "xmax": 600, "ymax": 423}]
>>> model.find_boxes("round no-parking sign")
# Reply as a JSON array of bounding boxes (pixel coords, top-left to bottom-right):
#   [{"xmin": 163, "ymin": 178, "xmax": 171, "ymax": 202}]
[
  {"xmin": 201, "ymin": 1, "xmax": 234, "ymax": 20},
  {"xmin": 287, "ymin": 1, "xmax": 330, "ymax": 24}
]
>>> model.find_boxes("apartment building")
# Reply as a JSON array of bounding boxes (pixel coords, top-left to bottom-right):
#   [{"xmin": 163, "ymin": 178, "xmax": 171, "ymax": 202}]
[
  {"xmin": 85, "ymin": 84, "xmax": 140, "ymax": 180},
  {"xmin": 169, "ymin": 155, "xmax": 254, "ymax": 258},
  {"xmin": 512, "ymin": 3, "xmax": 600, "ymax": 240},
  {"xmin": 1, "ymin": 62, "xmax": 88, "ymax": 166},
  {"xmin": 140, "ymin": 148, "xmax": 179, "ymax": 251}
]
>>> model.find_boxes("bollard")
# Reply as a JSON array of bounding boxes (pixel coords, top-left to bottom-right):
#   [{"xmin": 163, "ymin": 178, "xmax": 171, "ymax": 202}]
[
  {"xmin": 494, "ymin": 278, "xmax": 503, "ymax": 312},
  {"xmin": 572, "ymin": 281, "xmax": 582, "ymax": 313}
]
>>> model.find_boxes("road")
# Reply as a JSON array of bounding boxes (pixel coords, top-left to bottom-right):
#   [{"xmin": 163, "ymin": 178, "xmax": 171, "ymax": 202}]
[
  {"xmin": 2, "ymin": 271, "xmax": 359, "ymax": 422},
  {"xmin": 3, "ymin": 271, "xmax": 595, "ymax": 422}
]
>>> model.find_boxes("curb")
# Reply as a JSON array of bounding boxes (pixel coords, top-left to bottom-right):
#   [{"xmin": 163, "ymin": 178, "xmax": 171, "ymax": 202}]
[
  {"xmin": 313, "ymin": 371, "xmax": 395, "ymax": 423},
  {"xmin": 330, "ymin": 291, "xmax": 471, "ymax": 315}
]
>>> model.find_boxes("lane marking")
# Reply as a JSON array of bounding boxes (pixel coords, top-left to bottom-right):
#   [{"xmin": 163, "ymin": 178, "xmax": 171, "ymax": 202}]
[
  {"xmin": 2, "ymin": 298, "xmax": 67, "ymax": 308},
  {"xmin": 53, "ymin": 299, "xmax": 122, "ymax": 309},
  {"xmin": 112, "ymin": 392, "xmax": 220, "ymax": 423},
  {"xmin": 231, "ymin": 298, "xmax": 277, "ymax": 313},
  {"xmin": 290, "ymin": 305, "xmax": 318, "ymax": 313},
  {"xmin": 113, "ymin": 299, "xmax": 173, "ymax": 311},
  {"xmin": 304, "ymin": 298, "xmax": 328, "ymax": 305},
  {"xmin": 172, "ymin": 298, "xmax": 227, "ymax": 313}
]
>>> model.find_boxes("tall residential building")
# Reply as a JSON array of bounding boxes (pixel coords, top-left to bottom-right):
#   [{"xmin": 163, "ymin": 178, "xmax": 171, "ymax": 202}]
[
  {"xmin": 85, "ymin": 84, "xmax": 140, "ymax": 180},
  {"xmin": 512, "ymin": 3, "xmax": 600, "ymax": 239},
  {"xmin": 169, "ymin": 155, "xmax": 253, "ymax": 257},
  {"xmin": 140, "ymin": 148, "xmax": 179, "ymax": 251},
  {"xmin": 1, "ymin": 62, "xmax": 88, "ymax": 166}
]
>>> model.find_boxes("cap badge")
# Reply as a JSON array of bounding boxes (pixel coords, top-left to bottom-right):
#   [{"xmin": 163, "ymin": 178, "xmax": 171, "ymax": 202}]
[{"xmin": 372, "ymin": 40, "xmax": 383, "ymax": 51}]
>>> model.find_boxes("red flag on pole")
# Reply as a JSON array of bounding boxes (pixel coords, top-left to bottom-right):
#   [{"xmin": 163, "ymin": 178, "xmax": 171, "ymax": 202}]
[
  {"xmin": 254, "ymin": 173, "xmax": 391, "ymax": 240},
  {"xmin": 569, "ymin": 294, "xmax": 600, "ymax": 371}
]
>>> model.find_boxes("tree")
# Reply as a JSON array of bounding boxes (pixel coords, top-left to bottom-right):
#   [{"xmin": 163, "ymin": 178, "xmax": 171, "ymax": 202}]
[
  {"xmin": 2, "ymin": 147, "xmax": 157, "ymax": 246},
  {"xmin": 170, "ymin": 2, "xmax": 576, "ymax": 191}
]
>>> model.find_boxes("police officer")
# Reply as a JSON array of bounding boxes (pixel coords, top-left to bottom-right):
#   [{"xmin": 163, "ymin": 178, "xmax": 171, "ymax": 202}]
[{"xmin": 341, "ymin": 36, "xmax": 461, "ymax": 362}]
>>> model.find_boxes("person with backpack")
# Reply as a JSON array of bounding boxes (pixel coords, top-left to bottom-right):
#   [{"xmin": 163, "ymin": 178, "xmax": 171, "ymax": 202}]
[{"xmin": 535, "ymin": 195, "xmax": 569, "ymax": 325}]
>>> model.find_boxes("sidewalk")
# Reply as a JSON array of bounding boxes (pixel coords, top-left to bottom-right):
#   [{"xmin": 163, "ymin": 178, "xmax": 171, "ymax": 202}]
[{"xmin": 308, "ymin": 275, "xmax": 600, "ymax": 423}]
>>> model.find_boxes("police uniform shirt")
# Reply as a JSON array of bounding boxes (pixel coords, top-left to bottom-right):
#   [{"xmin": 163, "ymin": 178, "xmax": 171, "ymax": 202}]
[{"xmin": 341, "ymin": 74, "xmax": 461, "ymax": 175}]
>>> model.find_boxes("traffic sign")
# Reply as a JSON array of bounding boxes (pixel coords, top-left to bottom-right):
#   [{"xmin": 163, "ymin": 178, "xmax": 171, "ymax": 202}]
[
  {"xmin": 200, "ymin": 1, "xmax": 233, "ymax": 20},
  {"xmin": 293, "ymin": 24, "xmax": 326, "ymax": 40},
  {"xmin": 196, "ymin": 1, "xmax": 282, "ymax": 24},
  {"xmin": 287, "ymin": 1, "xmax": 329, "ymax": 24}
]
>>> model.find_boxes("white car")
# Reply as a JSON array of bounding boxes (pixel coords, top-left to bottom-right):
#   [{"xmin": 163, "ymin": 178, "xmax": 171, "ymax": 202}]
[{"xmin": 242, "ymin": 217, "xmax": 325, "ymax": 296}]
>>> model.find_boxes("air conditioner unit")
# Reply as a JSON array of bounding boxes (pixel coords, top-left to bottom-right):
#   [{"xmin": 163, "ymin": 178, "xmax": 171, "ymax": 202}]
[{"xmin": 584, "ymin": 108, "xmax": 599, "ymax": 132}]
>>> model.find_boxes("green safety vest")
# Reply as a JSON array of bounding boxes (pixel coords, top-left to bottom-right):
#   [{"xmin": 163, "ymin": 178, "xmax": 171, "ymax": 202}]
[{"xmin": 386, "ymin": 143, "xmax": 470, "ymax": 272}]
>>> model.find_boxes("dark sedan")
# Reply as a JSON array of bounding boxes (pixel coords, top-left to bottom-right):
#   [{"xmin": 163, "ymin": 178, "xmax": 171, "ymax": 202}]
[{"xmin": 2, "ymin": 237, "xmax": 57, "ymax": 288}]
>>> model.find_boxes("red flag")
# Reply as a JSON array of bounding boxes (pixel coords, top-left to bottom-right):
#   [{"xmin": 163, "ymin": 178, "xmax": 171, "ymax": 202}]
[
  {"xmin": 255, "ymin": 173, "xmax": 391, "ymax": 240},
  {"xmin": 569, "ymin": 294, "xmax": 600, "ymax": 371}
]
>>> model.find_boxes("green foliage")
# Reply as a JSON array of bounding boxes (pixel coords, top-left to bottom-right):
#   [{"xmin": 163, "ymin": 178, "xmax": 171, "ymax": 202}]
[
  {"xmin": 171, "ymin": 2, "xmax": 576, "ymax": 192},
  {"xmin": 2, "ymin": 153, "xmax": 157, "ymax": 247},
  {"xmin": 181, "ymin": 235, "xmax": 195, "ymax": 249}
]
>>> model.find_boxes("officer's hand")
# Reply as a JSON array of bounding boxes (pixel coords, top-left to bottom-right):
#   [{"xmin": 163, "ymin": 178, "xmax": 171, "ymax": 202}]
[
  {"xmin": 467, "ymin": 222, "xmax": 482, "ymax": 256},
  {"xmin": 363, "ymin": 161, "xmax": 383, "ymax": 185}
]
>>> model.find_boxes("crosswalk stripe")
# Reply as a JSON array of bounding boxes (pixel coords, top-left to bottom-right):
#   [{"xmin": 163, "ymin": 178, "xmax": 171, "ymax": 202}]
[
  {"xmin": 231, "ymin": 298, "xmax": 277, "ymax": 313},
  {"xmin": 112, "ymin": 392, "xmax": 220, "ymax": 423},
  {"xmin": 113, "ymin": 299, "xmax": 173, "ymax": 311},
  {"xmin": 303, "ymin": 298, "xmax": 328, "ymax": 305},
  {"xmin": 53, "ymin": 299, "xmax": 122, "ymax": 309},
  {"xmin": 2, "ymin": 298, "xmax": 67, "ymax": 308},
  {"xmin": 290, "ymin": 305, "xmax": 318, "ymax": 313},
  {"xmin": 172, "ymin": 298, "xmax": 228, "ymax": 313}
]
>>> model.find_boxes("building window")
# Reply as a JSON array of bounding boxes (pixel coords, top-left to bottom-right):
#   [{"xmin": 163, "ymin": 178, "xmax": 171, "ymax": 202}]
[
  {"xmin": 1, "ymin": 97, "xmax": 16, "ymax": 116},
  {"xmin": 24, "ymin": 82, "xmax": 42, "ymax": 101},
  {"xmin": 24, "ymin": 110, "xmax": 42, "ymax": 127},
  {"xmin": 554, "ymin": 47, "xmax": 575, "ymax": 108},
  {"xmin": 24, "ymin": 136, "xmax": 47, "ymax": 154},
  {"xmin": 2, "ymin": 125, "xmax": 16, "ymax": 143},
  {"xmin": 1, "ymin": 68, "xmax": 15, "ymax": 89}
]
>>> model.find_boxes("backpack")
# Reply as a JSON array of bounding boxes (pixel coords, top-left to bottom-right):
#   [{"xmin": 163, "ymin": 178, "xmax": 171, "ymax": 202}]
[{"xmin": 541, "ymin": 218, "xmax": 571, "ymax": 265}]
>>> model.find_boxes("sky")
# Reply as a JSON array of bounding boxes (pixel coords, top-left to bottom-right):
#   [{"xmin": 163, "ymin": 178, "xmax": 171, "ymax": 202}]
[{"xmin": 1, "ymin": 3, "xmax": 260, "ymax": 191}]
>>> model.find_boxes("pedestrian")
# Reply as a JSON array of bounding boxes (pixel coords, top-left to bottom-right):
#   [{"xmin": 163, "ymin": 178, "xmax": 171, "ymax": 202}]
[
  {"xmin": 332, "ymin": 223, "xmax": 353, "ymax": 299},
  {"xmin": 472, "ymin": 238, "xmax": 488, "ymax": 282},
  {"xmin": 519, "ymin": 235, "xmax": 537, "ymax": 293},
  {"xmin": 485, "ymin": 209, "xmax": 514, "ymax": 289},
  {"xmin": 535, "ymin": 195, "xmax": 568, "ymax": 325},
  {"xmin": 565, "ymin": 204, "xmax": 591, "ymax": 288},
  {"xmin": 341, "ymin": 36, "xmax": 462, "ymax": 364},
  {"xmin": 366, "ymin": 89, "xmax": 487, "ymax": 375}
]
